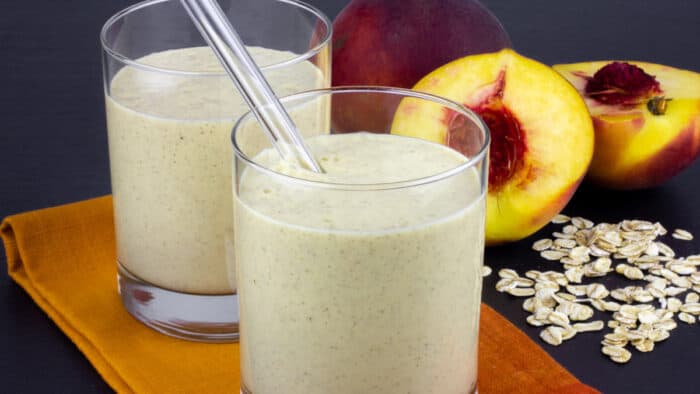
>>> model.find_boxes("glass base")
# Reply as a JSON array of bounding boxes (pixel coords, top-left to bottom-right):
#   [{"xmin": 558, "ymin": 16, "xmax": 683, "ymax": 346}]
[
  {"xmin": 117, "ymin": 262, "xmax": 239, "ymax": 343},
  {"xmin": 240, "ymin": 381, "xmax": 477, "ymax": 393}
]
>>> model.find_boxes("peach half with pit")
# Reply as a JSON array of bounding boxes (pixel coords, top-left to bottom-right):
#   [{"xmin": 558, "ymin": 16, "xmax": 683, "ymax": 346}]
[
  {"xmin": 554, "ymin": 61, "xmax": 700, "ymax": 189},
  {"xmin": 391, "ymin": 49, "xmax": 594, "ymax": 245}
]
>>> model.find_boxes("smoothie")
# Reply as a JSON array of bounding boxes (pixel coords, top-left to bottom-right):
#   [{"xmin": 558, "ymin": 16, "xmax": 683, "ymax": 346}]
[
  {"xmin": 235, "ymin": 133, "xmax": 486, "ymax": 394},
  {"xmin": 105, "ymin": 46, "xmax": 326, "ymax": 294}
]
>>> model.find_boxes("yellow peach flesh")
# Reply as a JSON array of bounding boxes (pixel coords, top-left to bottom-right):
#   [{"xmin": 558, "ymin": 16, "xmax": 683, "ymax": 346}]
[
  {"xmin": 392, "ymin": 49, "xmax": 594, "ymax": 244},
  {"xmin": 554, "ymin": 61, "xmax": 700, "ymax": 189}
]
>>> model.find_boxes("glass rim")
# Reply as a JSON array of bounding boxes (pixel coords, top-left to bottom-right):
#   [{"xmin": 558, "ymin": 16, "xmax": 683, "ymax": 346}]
[
  {"xmin": 100, "ymin": 0, "xmax": 333, "ymax": 76},
  {"xmin": 231, "ymin": 86, "xmax": 491, "ymax": 191}
]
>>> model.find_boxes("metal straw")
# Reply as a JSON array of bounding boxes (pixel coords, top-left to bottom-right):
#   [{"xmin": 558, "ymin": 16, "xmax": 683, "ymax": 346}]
[{"xmin": 181, "ymin": 0, "xmax": 323, "ymax": 172}]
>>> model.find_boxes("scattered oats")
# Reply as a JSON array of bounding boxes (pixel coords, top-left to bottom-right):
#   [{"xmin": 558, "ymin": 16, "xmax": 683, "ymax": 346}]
[
  {"xmin": 592, "ymin": 257, "xmax": 612, "ymax": 273},
  {"xmin": 632, "ymin": 290, "xmax": 655, "ymax": 303},
  {"xmin": 667, "ymin": 297, "xmax": 682, "ymax": 312},
  {"xmin": 552, "ymin": 214, "xmax": 571, "ymax": 224},
  {"xmin": 569, "ymin": 303, "xmax": 594, "ymax": 321},
  {"xmin": 655, "ymin": 319, "xmax": 678, "ymax": 331},
  {"xmin": 611, "ymin": 289, "xmax": 630, "ymax": 302},
  {"xmin": 563, "ymin": 224, "xmax": 578, "ymax": 234},
  {"xmin": 555, "ymin": 292, "xmax": 577, "ymax": 302},
  {"xmin": 691, "ymin": 272, "xmax": 700, "ymax": 284},
  {"xmin": 634, "ymin": 338, "xmax": 655, "ymax": 353},
  {"xmin": 583, "ymin": 263, "xmax": 606, "ymax": 278},
  {"xmin": 587, "ymin": 283, "xmax": 609, "ymax": 299},
  {"xmin": 656, "ymin": 242, "xmax": 675, "ymax": 257},
  {"xmin": 590, "ymin": 299, "xmax": 607, "ymax": 312},
  {"xmin": 618, "ymin": 243, "xmax": 646, "ymax": 257},
  {"xmin": 573, "ymin": 217, "xmax": 594, "ymax": 229},
  {"xmin": 553, "ymin": 231, "xmax": 574, "ymax": 240},
  {"xmin": 547, "ymin": 311, "xmax": 571, "ymax": 327},
  {"xmin": 615, "ymin": 264, "xmax": 629, "ymax": 274},
  {"xmin": 498, "ymin": 268, "xmax": 519, "ymax": 279},
  {"xmin": 669, "ymin": 263, "xmax": 696, "ymax": 275},
  {"xmin": 507, "ymin": 287, "xmax": 536, "ymax": 297},
  {"xmin": 664, "ymin": 287, "xmax": 687, "ymax": 297},
  {"xmin": 655, "ymin": 309, "xmax": 673, "ymax": 321},
  {"xmin": 561, "ymin": 326, "xmax": 578, "ymax": 340},
  {"xmin": 635, "ymin": 256, "xmax": 661, "ymax": 266},
  {"xmin": 526, "ymin": 315, "xmax": 547, "ymax": 327},
  {"xmin": 648, "ymin": 329, "xmax": 670, "ymax": 342},
  {"xmin": 602, "ymin": 334, "xmax": 628, "ymax": 347},
  {"xmin": 637, "ymin": 310, "xmax": 659, "ymax": 324},
  {"xmin": 535, "ymin": 281, "xmax": 559, "ymax": 292},
  {"xmin": 573, "ymin": 320, "xmax": 604, "ymax": 333},
  {"xmin": 671, "ymin": 276, "xmax": 693, "ymax": 289},
  {"xmin": 540, "ymin": 326, "xmax": 564, "ymax": 346},
  {"xmin": 532, "ymin": 238, "xmax": 553, "ymax": 251},
  {"xmin": 672, "ymin": 228, "xmax": 694, "ymax": 241},
  {"xmin": 630, "ymin": 220, "xmax": 655, "ymax": 231},
  {"xmin": 514, "ymin": 277, "xmax": 535, "ymax": 287},
  {"xmin": 565, "ymin": 285, "xmax": 588, "ymax": 297},
  {"xmin": 494, "ymin": 214, "xmax": 700, "ymax": 364},
  {"xmin": 647, "ymin": 278, "xmax": 668, "ymax": 290},
  {"xmin": 645, "ymin": 242, "xmax": 660, "ymax": 256},
  {"xmin": 482, "ymin": 265, "xmax": 492, "ymax": 277},
  {"xmin": 555, "ymin": 238, "xmax": 577, "ymax": 249},
  {"xmin": 647, "ymin": 287, "xmax": 666, "ymax": 299},
  {"xmin": 522, "ymin": 297, "xmax": 537, "ymax": 313},
  {"xmin": 495, "ymin": 278, "xmax": 516, "ymax": 292},
  {"xmin": 680, "ymin": 302, "xmax": 700, "ymax": 315},
  {"xmin": 602, "ymin": 345, "xmax": 632, "ymax": 364},
  {"xmin": 565, "ymin": 267, "xmax": 584, "ymax": 283},
  {"xmin": 590, "ymin": 245, "xmax": 611, "ymax": 257},
  {"xmin": 623, "ymin": 266, "xmax": 645, "ymax": 280},
  {"xmin": 604, "ymin": 301, "xmax": 622, "ymax": 312},
  {"xmin": 678, "ymin": 312, "xmax": 696, "ymax": 324},
  {"xmin": 533, "ymin": 306, "xmax": 553, "ymax": 321},
  {"xmin": 613, "ymin": 312, "xmax": 637, "ymax": 326},
  {"xmin": 525, "ymin": 270, "xmax": 541, "ymax": 280},
  {"xmin": 660, "ymin": 268, "xmax": 679, "ymax": 281},
  {"xmin": 569, "ymin": 246, "xmax": 590, "ymax": 260},
  {"xmin": 541, "ymin": 250, "xmax": 567, "ymax": 261}
]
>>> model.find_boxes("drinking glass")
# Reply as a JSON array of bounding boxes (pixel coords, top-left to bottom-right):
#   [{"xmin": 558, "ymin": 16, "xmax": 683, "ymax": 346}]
[
  {"xmin": 233, "ymin": 87, "xmax": 489, "ymax": 393},
  {"xmin": 101, "ymin": 0, "xmax": 331, "ymax": 342}
]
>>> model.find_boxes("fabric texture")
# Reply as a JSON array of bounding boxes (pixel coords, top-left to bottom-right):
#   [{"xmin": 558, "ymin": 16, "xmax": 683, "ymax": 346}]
[{"xmin": 1, "ymin": 196, "xmax": 599, "ymax": 394}]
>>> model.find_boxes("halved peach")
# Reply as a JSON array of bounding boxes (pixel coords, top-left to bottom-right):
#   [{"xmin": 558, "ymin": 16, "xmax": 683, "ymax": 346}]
[
  {"xmin": 554, "ymin": 61, "xmax": 700, "ymax": 189},
  {"xmin": 391, "ymin": 49, "xmax": 594, "ymax": 244}
]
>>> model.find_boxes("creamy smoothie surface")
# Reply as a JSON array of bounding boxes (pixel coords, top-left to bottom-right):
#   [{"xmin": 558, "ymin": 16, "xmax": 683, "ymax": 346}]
[
  {"xmin": 235, "ymin": 133, "xmax": 485, "ymax": 394},
  {"xmin": 106, "ymin": 46, "xmax": 325, "ymax": 294}
]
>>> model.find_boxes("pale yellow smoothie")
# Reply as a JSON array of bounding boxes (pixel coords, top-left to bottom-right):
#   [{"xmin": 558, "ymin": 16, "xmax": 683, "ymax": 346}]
[
  {"xmin": 106, "ymin": 46, "xmax": 326, "ymax": 294},
  {"xmin": 235, "ymin": 133, "xmax": 485, "ymax": 394}
]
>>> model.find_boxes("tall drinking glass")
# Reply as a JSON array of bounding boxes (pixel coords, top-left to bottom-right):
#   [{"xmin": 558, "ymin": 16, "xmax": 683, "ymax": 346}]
[
  {"xmin": 233, "ymin": 87, "xmax": 489, "ymax": 393},
  {"xmin": 101, "ymin": 0, "xmax": 331, "ymax": 342}
]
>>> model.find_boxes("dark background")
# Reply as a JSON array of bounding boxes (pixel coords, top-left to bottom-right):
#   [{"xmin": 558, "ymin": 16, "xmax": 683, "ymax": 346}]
[{"xmin": 1, "ymin": 0, "xmax": 699, "ymax": 393}]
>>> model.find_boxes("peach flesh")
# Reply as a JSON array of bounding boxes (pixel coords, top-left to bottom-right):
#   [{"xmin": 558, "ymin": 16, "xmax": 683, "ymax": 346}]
[{"xmin": 444, "ymin": 72, "xmax": 527, "ymax": 192}]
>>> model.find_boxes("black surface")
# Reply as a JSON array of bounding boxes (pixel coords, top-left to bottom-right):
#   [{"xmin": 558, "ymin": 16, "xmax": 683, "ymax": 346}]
[{"xmin": 1, "ymin": 1, "xmax": 699, "ymax": 393}]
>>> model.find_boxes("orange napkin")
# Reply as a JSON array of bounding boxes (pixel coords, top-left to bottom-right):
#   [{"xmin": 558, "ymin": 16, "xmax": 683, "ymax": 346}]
[{"xmin": 2, "ymin": 196, "xmax": 599, "ymax": 394}]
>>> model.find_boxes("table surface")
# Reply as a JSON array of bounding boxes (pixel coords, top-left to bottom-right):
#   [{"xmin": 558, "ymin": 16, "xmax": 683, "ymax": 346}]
[{"xmin": 1, "ymin": 0, "xmax": 699, "ymax": 393}]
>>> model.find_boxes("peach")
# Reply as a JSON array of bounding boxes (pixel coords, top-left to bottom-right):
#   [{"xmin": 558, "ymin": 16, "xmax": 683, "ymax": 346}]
[
  {"xmin": 331, "ymin": 0, "xmax": 510, "ymax": 132},
  {"xmin": 391, "ymin": 49, "xmax": 594, "ymax": 244},
  {"xmin": 554, "ymin": 61, "xmax": 700, "ymax": 189}
]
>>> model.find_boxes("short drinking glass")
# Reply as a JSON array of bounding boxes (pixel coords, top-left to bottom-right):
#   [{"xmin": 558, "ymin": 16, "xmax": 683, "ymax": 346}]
[{"xmin": 233, "ymin": 87, "xmax": 489, "ymax": 393}]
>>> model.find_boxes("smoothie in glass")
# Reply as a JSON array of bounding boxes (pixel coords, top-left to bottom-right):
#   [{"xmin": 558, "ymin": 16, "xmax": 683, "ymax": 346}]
[
  {"xmin": 235, "ymin": 132, "xmax": 486, "ymax": 394},
  {"xmin": 106, "ymin": 46, "xmax": 326, "ymax": 294}
]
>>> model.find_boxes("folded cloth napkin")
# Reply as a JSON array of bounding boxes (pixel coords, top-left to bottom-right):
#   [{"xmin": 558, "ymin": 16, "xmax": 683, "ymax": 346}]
[{"xmin": 2, "ymin": 196, "xmax": 598, "ymax": 394}]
